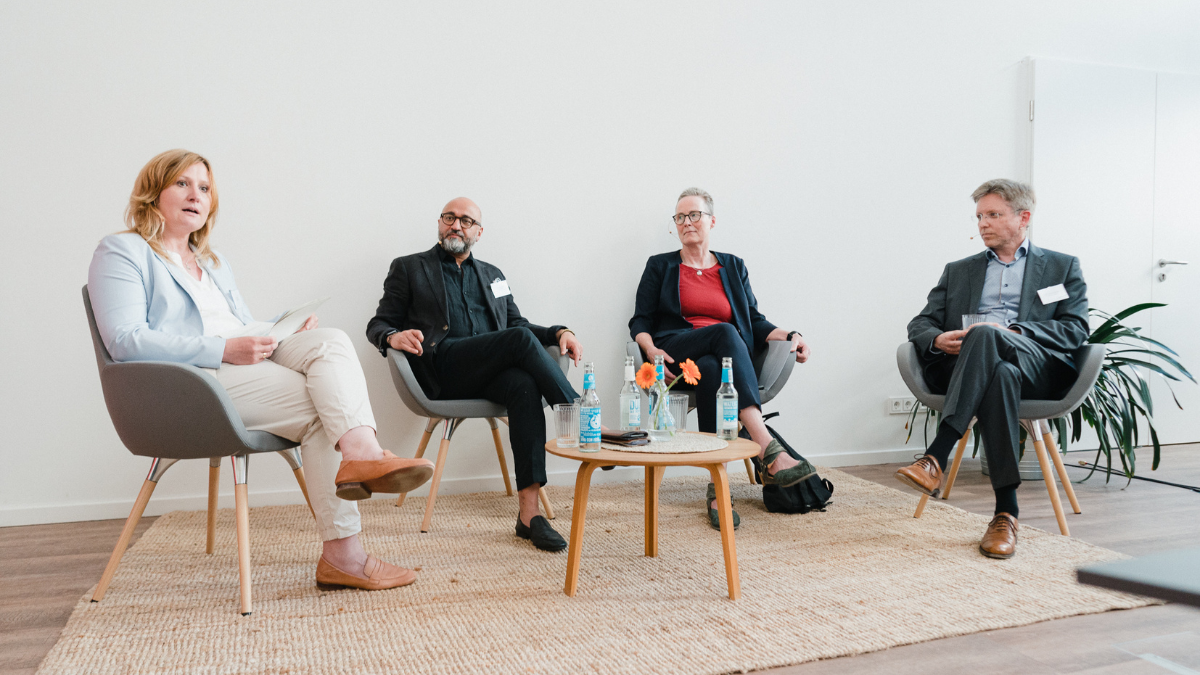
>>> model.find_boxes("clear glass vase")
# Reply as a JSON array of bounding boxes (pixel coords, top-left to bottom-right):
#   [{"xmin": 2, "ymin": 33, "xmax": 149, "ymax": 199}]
[{"xmin": 647, "ymin": 397, "xmax": 676, "ymax": 441}]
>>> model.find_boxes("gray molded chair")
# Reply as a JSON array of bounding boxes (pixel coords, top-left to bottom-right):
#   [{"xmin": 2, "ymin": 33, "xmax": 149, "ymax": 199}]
[
  {"xmin": 896, "ymin": 341, "xmax": 1106, "ymax": 535},
  {"xmin": 84, "ymin": 286, "xmax": 314, "ymax": 616},
  {"xmin": 387, "ymin": 345, "xmax": 569, "ymax": 532},
  {"xmin": 627, "ymin": 339, "xmax": 798, "ymax": 483}
]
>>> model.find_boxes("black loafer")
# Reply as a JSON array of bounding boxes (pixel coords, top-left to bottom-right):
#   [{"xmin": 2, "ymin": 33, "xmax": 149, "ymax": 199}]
[{"xmin": 515, "ymin": 515, "xmax": 567, "ymax": 552}]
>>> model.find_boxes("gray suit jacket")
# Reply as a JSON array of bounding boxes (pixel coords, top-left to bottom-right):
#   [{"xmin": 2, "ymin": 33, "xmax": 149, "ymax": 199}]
[
  {"xmin": 907, "ymin": 242, "xmax": 1089, "ymax": 371},
  {"xmin": 366, "ymin": 244, "xmax": 564, "ymax": 398}
]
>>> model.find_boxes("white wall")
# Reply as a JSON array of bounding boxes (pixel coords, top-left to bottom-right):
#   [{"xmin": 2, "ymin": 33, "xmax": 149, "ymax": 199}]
[{"xmin": 2, "ymin": 1, "xmax": 1199, "ymax": 526}]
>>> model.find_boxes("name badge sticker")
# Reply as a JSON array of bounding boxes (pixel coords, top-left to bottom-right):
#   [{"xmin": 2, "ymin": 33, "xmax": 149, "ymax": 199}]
[
  {"xmin": 490, "ymin": 278, "xmax": 512, "ymax": 298},
  {"xmin": 1037, "ymin": 284, "xmax": 1069, "ymax": 304}
]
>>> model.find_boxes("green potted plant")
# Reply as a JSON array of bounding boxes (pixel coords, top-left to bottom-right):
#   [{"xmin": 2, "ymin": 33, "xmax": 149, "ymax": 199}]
[{"xmin": 906, "ymin": 303, "xmax": 1194, "ymax": 482}]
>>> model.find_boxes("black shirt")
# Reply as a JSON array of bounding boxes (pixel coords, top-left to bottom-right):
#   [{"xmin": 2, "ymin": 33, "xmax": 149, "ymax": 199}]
[{"xmin": 438, "ymin": 246, "xmax": 496, "ymax": 341}]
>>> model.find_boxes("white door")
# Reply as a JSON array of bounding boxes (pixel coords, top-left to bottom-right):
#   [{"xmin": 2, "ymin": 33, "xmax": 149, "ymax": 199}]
[{"xmin": 1149, "ymin": 72, "xmax": 1200, "ymax": 444}]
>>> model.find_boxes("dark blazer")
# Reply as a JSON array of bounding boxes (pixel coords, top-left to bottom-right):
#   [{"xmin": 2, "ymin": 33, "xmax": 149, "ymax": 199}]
[
  {"xmin": 628, "ymin": 250, "xmax": 777, "ymax": 355},
  {"xmin": 907, "ymin": 241, "xmax": 1089, "ymax": 373},
  {"xmin": 366, "ymin": 244, "xmax": 564, "ymax": 398}
]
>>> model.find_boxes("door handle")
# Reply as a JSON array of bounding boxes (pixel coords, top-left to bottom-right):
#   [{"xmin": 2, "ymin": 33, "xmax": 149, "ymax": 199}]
[{"xmin": 1158, "ymin": 259, "xmax": 1189, "ymax": 267}]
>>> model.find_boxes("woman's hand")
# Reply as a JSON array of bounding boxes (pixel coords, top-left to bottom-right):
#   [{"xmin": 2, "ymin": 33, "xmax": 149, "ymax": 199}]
[
  {"xmin": 767, "ymin": 328, "xmax": 810, "ymax": 363},
  {"xmin": 298, "ymin": 315, "xmax": 318, "ymax": 332},
  {"xmin": 388, "ymin": 329, "xmax": 425, "ymax": 356},
  {"xmin": 223, "ymin": 336, "xmax": 278, "ymax": 365},
  {"xmin": 644, "ymin": 345, "xmax": 676, "ymax": 384}
]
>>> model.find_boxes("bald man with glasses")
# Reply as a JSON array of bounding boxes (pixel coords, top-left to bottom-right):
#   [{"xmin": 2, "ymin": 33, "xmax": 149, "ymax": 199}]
[{"xmin": 366, "ymin": 197, "xmax": 584, "ymax": 552}]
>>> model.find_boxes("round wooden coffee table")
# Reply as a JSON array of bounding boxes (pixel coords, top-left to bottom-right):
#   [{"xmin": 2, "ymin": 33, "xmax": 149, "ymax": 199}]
[{"xmin": 546, "ymin": 433, "xmax": 760, "ymax": 600}]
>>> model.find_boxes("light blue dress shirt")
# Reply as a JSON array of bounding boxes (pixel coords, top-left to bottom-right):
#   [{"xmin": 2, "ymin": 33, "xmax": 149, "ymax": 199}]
[{"xmin": 978, "ymin": 238, "xmax": 1029, "ymax": 327}]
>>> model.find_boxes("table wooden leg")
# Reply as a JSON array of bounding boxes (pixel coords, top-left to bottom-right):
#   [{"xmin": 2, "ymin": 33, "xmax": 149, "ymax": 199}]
[
  {"xmin": 644, "ymin": 465, "xmax": 664, "ymax": 557},
  {"xmin": 706, "ymin": 463, "xmax": 740, "ymax": 600},
  {"xmin": 564, "ymin": 462, "xmax": 599, "ymax": 597}
]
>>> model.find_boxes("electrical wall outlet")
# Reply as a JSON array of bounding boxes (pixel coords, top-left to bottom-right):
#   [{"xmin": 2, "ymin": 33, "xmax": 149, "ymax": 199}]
[{"xmin": 887, "ymin": 396, "xmax": 920, "ymax": 415}]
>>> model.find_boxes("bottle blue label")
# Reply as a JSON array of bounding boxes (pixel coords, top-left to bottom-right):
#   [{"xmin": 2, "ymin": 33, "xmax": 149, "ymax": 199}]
[
  {"xmin": 655, "ymin": 364, "xmax": 664, "ymax": 381},
  {"xmin": 627, "ymin": 398, "xmax": 640, "ymax": 426},
  {"xmin": 720, "ymin": 400, "xmax": 738, "ymax": 430},
  {"xmin": 722, "ymin": 368, "xmax": 732, "ymax": 383},
  {"xmin": 583, "ymin": 373, "xmax": 595, "ymax": 390},
  {"xmin": 580, "ymin": 406, "xmax": 602, "ymax": 443}
]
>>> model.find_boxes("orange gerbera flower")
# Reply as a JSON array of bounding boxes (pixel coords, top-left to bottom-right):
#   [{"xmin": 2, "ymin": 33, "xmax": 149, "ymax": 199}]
[
  {"xmin": 635, "ymin": 362, "xmax": 657, "ymax": 389},
  {"xmin": 679, "ymin": 359, "xmax": 701, "ymax": 386}
]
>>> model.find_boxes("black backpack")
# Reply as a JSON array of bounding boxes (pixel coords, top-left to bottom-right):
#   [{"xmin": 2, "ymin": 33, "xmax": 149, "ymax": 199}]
[{"xmin": 747, "ymin": 412, "xmax": 834, "ymax": 514}]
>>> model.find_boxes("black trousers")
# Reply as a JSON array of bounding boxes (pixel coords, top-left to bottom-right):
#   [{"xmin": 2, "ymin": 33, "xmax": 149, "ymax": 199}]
[
  {"xmin": 434, "ymin": 328, "xmax": 578, "ymax": 491},
  {"xmin": 925, "ymin": 327, "xmax": 1076, "ymax": 490},
  {"xmin": 655, "ymin": 323, "xmax": 762, "ymax": 433}
]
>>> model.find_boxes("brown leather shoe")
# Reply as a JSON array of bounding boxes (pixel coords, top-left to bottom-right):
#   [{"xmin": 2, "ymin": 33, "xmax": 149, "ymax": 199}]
[
  {"xmin": 894, "ymin": 455, "xmax": 943, "ymax": 496},
  {"xmin": 335, "ymin": 450, "xmax": 434, "ymax": 501},
  {"xmin": 980, "ymin": 513, "xmax": 1018, "ymax": 559},
  {"xmin": 316, "ymin": 555, "xmax": 417, "ymax": 590}
]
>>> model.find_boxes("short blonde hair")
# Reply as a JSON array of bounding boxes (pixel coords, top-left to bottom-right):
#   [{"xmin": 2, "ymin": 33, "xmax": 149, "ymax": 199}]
[
  {"xmin": 971, "ymin": 179, "xmax": 1035, "ymax": 214},
  {"xmin": 125, "ymin": 149, "xmax": 220, "ymax": 267}
]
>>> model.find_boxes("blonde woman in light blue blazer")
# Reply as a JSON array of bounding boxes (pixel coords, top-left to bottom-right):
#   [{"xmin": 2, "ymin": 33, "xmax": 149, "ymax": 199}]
[{"xmin": 88, "ymin": 149, "xmax": 432, "ymax": 591}]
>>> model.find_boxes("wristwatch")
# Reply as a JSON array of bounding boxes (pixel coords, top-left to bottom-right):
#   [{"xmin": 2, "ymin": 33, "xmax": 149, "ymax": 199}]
[
  {"xmin": 786, "ymin": 331, "xmax": 802, "ymax": 341},
  {"xmin": 382, "ymin": 328, "xmax": 398, "ymax": 349}
]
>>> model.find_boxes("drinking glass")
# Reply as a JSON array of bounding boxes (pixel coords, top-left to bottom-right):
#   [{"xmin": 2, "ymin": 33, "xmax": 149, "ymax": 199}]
[
  {"xmin": 962, "ymin": 314, "xmax": 987, "ymax": 329},
  {"xmin": 668, "ymin": 394, "xmax": 690, "ymax": 436},
  {"xmin": 554, "ymin": 403, "xmax": 579, "ymax": 448}
]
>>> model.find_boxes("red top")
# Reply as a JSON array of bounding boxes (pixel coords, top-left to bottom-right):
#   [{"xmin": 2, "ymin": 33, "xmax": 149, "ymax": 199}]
[{"xmin": 679, "ymin": 264, "xmax": 732, "ymax": 329}]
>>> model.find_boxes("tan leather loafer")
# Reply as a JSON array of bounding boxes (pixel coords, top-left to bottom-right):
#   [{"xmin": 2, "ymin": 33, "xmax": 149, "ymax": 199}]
[
  {"xmin": 980, "ymin": 513, "xmax": 1018, "ymax": 559},
  {"xmin": 335, "ymin": 450, "xmax": 434, "ymax": 500},
  {"xmin": 316, "ymin": 555, "xmax": 417, "ymax": 591},
  {"xmin": 894, "ymin": 455, "xmax": 943, "ymax": 496}
]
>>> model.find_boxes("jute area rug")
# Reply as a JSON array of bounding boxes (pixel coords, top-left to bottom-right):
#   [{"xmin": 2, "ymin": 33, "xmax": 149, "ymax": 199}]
[{"xmin": 38, "ymin": 469, "xmax": 1150, "ymax": 675}]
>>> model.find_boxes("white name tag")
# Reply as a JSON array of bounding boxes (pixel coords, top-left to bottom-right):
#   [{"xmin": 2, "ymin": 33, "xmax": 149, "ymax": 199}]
[
  {"xmin": 1037, "ymin": 284, "xmax": 1069, "ymax": 304},
  {"xmin": 490, "ymin": 278, "xmax": 511, "ymax": 298}
]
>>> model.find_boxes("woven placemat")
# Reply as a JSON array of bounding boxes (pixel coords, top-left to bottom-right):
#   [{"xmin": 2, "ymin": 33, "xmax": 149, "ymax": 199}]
[
  {"xmin": 602, "ymin": 431, "xmax": 729, "ymax": 453},
  {"xmin": 37, "ymin": 470, "xmax": 1152, "ymax": 675}
]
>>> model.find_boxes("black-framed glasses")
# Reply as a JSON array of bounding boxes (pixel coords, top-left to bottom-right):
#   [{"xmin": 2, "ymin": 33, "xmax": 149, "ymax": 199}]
[
  {"xmin": 672, "ymin": 211, "xmax": 711, "ymax": 225},
  {"xmin": 440, "ymin": 213, "xmax": 480, "ymax": 228}
]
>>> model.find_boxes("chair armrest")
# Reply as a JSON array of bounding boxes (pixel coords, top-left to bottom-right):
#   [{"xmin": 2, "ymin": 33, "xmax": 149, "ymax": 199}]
[
  {"xmin": 896, "ymin": 342, "xmax": 944, "ymax": 410},
  {"xmin": 100, "ymin": 360, "xmax": 257, "ymax": 459},
  {"xmin": 545, "ymin": 345, "xmax": 570, "ymax": 376},
  {"xmin": 387, "ymin": 349, "xmax": 440, "ymax": 418},
  {"xmin": 627, "ymin": 340, "xmax": 644, "ymax": 367},
  {"xmin": 1057, "ymin": 344, "xmax": 1106, "ymax": 414},
  {"xmin": 755, "ymin": 340, "xmax": 796, "ymax": 405}
]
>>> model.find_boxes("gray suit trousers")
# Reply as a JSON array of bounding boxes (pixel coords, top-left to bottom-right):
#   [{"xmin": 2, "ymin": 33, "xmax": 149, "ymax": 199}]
[{"xmin": 924, "ymin": 326, "xmax": 1076, "ymax": 490}]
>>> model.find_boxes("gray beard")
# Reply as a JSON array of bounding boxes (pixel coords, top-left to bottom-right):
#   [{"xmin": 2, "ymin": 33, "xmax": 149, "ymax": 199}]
[{"xmin": 438, "ymin": 234, "xmax": 474, "ymax": 255}]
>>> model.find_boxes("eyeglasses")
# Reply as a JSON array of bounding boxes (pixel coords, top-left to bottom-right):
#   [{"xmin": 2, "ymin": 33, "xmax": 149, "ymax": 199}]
[
  {"xmin": 672, "ymin": 211, "xmax": 712, "ymax": 225},
  {"xmin": 440, "ymin": 213, "xmax": 480, "ymax": 229}
]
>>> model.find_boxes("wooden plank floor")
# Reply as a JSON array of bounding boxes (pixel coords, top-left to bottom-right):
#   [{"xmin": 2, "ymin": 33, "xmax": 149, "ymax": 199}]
[{"xmin": 2, "ymin": 445, "xmax": 1198, "ymax": 675}]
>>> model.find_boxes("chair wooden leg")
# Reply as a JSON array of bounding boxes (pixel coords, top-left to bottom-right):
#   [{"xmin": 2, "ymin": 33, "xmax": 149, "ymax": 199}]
[
  {"xmin": 234, "ymin": 483, "xmax": 253, "ymax": 615},
  {"xmin": 206, "ymin": 458, "xmax": 220, "ymax": 554},
  {"xmin": 1041, "ymin": 420, "xmax": 1081, "ymax": 514},
  {"xmin": 398, "ymin": 419, "xmax": 438, "ymax": 508},
  {"xmin": 644, "ymin": 465, "xmax": 664, "ymax": 557},
  {"xmin": 1029, "ymin": 421, "xmax": 1070, "ymax": 536},
  {"xmin": 706, "ymin": 462, "xmax": 740, "ymax": 600},
  {"xmin": 913, "ymin": 493, "xmax": 930, "ymax": 518},
  {"xmin": 940, "ymin": 428, "xmax": 972, "ymax": 500},
  {"xmin": 92, "ymin": 479, "xmax": 157, "ymax": 602},
  {"xmin": 231, "ymin": 455, "xmax": 253, "ymax": 615},
  {"xmin": 743, "ymin": 458, "xmax": 756, "ymax": 484},
  {"xmin": 488, "ymin": 418, "xmax": 514, "ymax": 497},
  {"xmin": 564, "ymin": 462, "xmax": 599, "ymax": 597},
  {"xmin": 292, "ymin": 467, "xmax": 315, "ymax": 519},
  {"xmin": 420, "ymin": 419, "xmax": 459, "ymax": 533},
  {"xmin": 538, "ymin": 487, "xmax": 556, "ymax": 520}
]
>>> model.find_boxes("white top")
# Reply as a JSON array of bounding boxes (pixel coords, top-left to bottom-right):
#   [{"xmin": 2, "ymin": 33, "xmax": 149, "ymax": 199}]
[{"xmin": 162, "ymin": 250, "xmax": 246, "ymax": 337}]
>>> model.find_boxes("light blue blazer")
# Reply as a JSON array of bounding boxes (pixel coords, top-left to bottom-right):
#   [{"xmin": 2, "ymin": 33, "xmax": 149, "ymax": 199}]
[{"xmin": 87, "ymin": 232, "xmax": 256, "ymax": 368}]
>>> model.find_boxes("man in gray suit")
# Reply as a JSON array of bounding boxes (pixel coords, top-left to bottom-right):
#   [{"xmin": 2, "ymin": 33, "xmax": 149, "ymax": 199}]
[{"xmin": 897, "ymin": 179, "xmax": 1089, "ymax": 559}]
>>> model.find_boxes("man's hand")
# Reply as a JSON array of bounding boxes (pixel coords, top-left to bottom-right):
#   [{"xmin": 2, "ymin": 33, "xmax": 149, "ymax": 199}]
[
  {"xmin": 387, "ymin": 329, "xmax": 425, "ymax": 356},
  {"xmin": 933, "ymin": 329, "xmax": 967, "ymax": 355},
  {"xmin": 223, "ymin": 336, "xmax": 278, "ymax": 365},
  {"xmin": 791, "ymin": 334, "xmax": 811, "ymax": 364},
  {"xmin": 558, "ymin": 330, "xmax": 583, "ymax": 367},
  {"xmin": 298, "ymin": 314, "xmax": 318, "ymax": 332}
]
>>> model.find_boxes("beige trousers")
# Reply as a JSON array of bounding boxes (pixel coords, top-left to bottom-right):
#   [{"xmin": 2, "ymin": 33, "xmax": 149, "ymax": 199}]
[{"xmin": 214, "ymin": 327, "xmax": 374, "ymax": 541}]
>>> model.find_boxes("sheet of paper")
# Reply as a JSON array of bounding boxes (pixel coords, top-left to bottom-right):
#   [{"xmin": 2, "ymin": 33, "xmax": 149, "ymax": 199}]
[
  {"xmin": 1037, "ymin": 284, "xmax": 1069, "ymax": 304},
  {"xmin": 269, "ymin": 297, "xmax": 330, "ymax": 339}
]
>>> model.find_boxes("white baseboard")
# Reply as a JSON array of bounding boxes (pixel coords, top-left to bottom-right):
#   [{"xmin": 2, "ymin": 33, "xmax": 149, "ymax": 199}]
[{"xmin": 0, "ymin": 448, "xmax": 923, "ymax": 527}]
